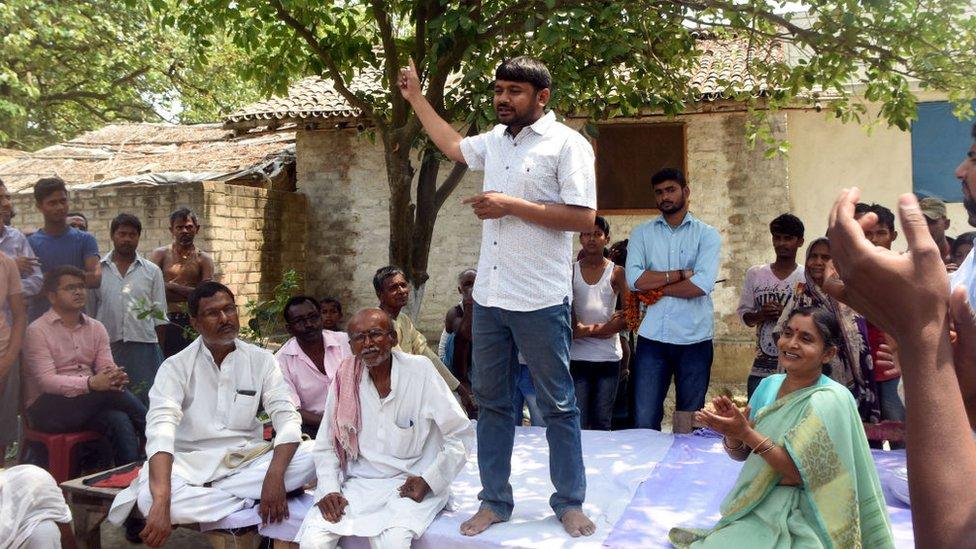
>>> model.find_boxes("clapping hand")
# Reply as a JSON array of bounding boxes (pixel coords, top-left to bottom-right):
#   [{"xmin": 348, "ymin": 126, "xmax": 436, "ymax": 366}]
[{"xmin": 695, "ymin": 396, "xmax": 752, "ymax": 440}]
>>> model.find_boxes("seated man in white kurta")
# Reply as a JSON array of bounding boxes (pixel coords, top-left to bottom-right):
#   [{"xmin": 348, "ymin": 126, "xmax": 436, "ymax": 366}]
[
  {"xmin": 298, "ymin": 308, "xmax": 473, "ymax": 549},
  {"xmin": 107, "ymin": 282, "xmax": 316, "ymax": 547}
]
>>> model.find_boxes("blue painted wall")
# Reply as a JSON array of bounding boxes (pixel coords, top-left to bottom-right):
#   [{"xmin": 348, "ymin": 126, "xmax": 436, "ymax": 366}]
[{"xmin": 911, "ymin": 101, "xmax": 976, "ymax": 202}]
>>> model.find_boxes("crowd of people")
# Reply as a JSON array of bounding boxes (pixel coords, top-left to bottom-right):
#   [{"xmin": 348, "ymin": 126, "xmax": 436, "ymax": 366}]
[{"xmin": 2, "ymin": 55, "xmax": 976, "ymax": 549}]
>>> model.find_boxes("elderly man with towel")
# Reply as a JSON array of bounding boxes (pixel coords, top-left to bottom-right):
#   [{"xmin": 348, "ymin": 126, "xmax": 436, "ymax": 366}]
[{"xmin": 298, "ymin": 308, "xmax": 473, "ymax": 549}]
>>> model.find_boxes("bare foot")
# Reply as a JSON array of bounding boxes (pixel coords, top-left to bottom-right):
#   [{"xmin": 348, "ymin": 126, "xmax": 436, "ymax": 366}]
[
  {"xmin": 560, "ymin": 509, "xmax": 596, "ymax": 537},
  {"xmin": 460, "ymin": 508, "xmax": 504, "ymax": 536}
]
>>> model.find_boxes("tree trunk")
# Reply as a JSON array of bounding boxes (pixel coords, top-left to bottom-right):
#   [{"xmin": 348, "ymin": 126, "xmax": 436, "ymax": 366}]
[{"xmin": 384, "ymin": 133, "xmax": 415, "ymax": 277}]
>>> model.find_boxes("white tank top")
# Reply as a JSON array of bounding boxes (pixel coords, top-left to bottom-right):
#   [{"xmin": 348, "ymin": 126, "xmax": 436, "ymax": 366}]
[{"xmin": 570, "ymin": 260, "xmax": 623, "ymax": 362}]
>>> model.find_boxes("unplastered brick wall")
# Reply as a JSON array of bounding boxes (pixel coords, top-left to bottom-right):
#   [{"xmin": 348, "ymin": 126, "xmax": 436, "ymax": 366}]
[
  {"xmin": 201, "ymin": 181, "xmax": 308, "ymax": 307},
  {"xmin": 297, "ymin": 110, "xmax": 790, "ymax": 383},
  {"xmin": 11, "ymin": 181, "xmax": 307, "ymax": 314}
]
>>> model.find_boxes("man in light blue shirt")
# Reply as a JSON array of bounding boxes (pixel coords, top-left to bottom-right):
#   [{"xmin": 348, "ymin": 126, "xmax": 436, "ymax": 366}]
[
  {"xmin": 95, "ymin": 213, "xmax": 167, "ymax": 405},
  {"xmin": 626, "ymin": 168, "xmax": 721, "ymax": 431}
]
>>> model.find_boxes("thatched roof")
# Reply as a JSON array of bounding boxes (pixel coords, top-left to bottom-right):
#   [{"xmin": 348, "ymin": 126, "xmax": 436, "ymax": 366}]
[
  {"xmin": 225, "ymin": 36, "xmax": 784, "ymax": 128},
  {"xmin": 0, "ymin": 123, "xmax": 297, "ymax": 193}
]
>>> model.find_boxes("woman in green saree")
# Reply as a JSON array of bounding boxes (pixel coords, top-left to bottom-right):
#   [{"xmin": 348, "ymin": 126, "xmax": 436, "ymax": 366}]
[{"xmin": 669, "ymin": 306, "xmax": 893, "ymax": 548}]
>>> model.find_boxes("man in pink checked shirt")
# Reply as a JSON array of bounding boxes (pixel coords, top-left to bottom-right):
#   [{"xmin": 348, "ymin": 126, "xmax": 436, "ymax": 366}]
[
  {"xmin": 23, "ymin": 265, "xmax": 147, "ymax": 466},
  {"xmin": 276, "ymin": 296, "xmax": 352, "ymax": 437}
]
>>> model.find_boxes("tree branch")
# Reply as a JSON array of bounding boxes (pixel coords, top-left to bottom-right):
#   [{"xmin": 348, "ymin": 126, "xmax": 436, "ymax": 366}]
[
  {"xmin": 269, "ymin": 0, "xmax": 386, "ymax": 133},
  {"xmin": 371, "ymin": 0, "xmax": 405, "ymax": 127}
]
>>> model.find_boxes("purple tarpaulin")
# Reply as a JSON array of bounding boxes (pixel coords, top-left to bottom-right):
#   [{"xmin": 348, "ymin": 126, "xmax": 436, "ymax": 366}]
[{"xmin": 603, "ymin": 434, "xmax": 914, "ymax": 548}]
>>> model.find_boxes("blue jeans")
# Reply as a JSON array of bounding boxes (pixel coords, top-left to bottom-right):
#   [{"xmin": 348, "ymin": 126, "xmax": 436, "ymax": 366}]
[
  {"xmin": 512, "ymin": 364, "xmax": 546, "ymax": 427},
  {"xmin": 877, "ymin": 378, "xmax": 906, "ymax": 421},
  {"xmin": 571, "ymin": 360, "xmax": 620, "ymax": 430},
  {"xmin": 472, "ymin": 301, "xmax": 584, "ymax": 520},
  {"xmin": 632, "ymin": 337, "xmax": 713, "ymax": 430},
  {"xmin": 28, "ymin": 390, "xmax": 147, "ymax": 464}
]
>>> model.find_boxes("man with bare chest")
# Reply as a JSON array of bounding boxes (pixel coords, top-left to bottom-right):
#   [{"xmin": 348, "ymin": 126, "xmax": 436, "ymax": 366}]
[{"xmin": 150, "ymin": 208, "xmax": 214, "ymax": 357}]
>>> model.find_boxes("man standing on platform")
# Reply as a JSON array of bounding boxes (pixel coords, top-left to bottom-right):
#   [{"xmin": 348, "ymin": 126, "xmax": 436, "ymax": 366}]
[
  {"xmin": 150, "ymin": 207, "xmax": 214, "ymax": 357},
  {"xmin": 626, "ymin": 168, "xmax": 721, "ymax": 432},
  {"xmin": 400, "ymin": 56, "xmax": 597, "ymax": 537},
  {"xmin": 95, "ymin": 213, "xmax": 168, "ymax": 404}
]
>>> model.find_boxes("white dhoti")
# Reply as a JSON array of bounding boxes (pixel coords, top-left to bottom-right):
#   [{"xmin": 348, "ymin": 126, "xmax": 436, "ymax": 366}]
[
  {"xmin": 110, "ymin": 440, "xmax": 316, "ymax": 525},
  {"xmin": 300, "ymin": 525, "xmax": 413, "ymax": 549},
  {"xmin": 297, "ymin": 476, "xmax": 450, "ymax": 548},
  {"xmin": 0, "ymin": 465, "xmax": 72, "ymax": 549}
]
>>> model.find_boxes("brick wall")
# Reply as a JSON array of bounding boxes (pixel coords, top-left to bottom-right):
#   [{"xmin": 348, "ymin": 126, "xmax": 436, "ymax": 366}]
[
  {"xmin": 11, "ymin": 181, "xmax": 307, "ymax": 312},
  {"xmin": 296, "ymin": 110, "xmax": 790, "ymax": 383}
]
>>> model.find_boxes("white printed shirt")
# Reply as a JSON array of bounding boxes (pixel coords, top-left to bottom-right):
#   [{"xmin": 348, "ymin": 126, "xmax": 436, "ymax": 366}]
[{"xmin": 459, "ymin": 111, "xmax": 597, "ymax": 311}]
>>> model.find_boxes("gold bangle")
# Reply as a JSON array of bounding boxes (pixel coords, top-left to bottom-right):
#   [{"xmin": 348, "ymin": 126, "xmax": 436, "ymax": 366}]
[
  {"xmin": 757, "ymin": 441, "xmax": 776, "ymax": 456},
  {"xmin": 751, "ymin": 436, "xmax": 771, "ymax": 454},
  {"xmin": 723, "ymin": 437, "xmax": 744, "ymax": 451}
]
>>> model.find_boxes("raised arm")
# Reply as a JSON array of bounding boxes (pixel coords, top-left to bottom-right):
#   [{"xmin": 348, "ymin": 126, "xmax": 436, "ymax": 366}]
[
  {"xmin": 827, "ymin": 189, "xmax": 976, "ymax": 546},
  {"xmin": 398, "ymin": 58, "xmax": 465, "ymax": 163}
]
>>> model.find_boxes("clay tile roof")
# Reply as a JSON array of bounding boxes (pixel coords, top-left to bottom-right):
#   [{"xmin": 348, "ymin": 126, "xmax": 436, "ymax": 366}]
[
  {"xmin": 689, "ymin": 36, "xmax": 784, "ymax": 99},
  {"xmin": 225, "ymin": 67, "xmax": 386, "ymax": 126},
  {"xmin": 225, "ymin": 37, "xmax": 783, "ymax": 127},
  {"xmin": 0, "ymin": 122, "xmax": 296, "ymax": 192}
]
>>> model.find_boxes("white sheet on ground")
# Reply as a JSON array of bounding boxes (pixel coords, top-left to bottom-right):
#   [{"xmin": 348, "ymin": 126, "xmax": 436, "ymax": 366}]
[{"xmin": 206, "ymin": 426, "xmax": 674, "ymax": 548}]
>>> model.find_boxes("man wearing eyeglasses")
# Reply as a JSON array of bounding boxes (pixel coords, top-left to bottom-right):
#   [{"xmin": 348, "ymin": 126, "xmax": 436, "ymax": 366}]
[
  {"xmin": 108, "ymin": 281, "xmax": 315, "ymax": 547},
  {"xmin": 299, "ymin": 308, "xmax": 472, "ymax": 549},
  {"xmin": 276, "ymin": 295, "xmax": 352, "ymax": 437},
  {"xmin": 23, "ymin": 266, "xmax": 146, "ymax": 466}
]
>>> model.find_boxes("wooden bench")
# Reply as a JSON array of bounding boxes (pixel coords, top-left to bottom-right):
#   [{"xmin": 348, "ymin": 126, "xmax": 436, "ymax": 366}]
[{"xmin": 60, "ymin": 464, "xmax": 262, "ymax": 549}]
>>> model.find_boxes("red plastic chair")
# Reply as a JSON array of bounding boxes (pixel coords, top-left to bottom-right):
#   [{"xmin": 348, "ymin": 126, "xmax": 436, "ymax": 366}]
[
  {"xmin": 17, "ymin": 380, "xmax": 104, "ymax": 483},
  {"xmin": 19, "ymin": 423, "xmax": 103, "ymax": 483}
]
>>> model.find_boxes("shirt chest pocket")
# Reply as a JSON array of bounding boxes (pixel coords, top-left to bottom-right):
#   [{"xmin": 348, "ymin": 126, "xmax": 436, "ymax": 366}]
[
  {"xmin": 226, "ymin": 392, "xmax": 259, "ymax": 430},
  {"xmin": 516, "ymin": 158, "xmax": 559, "ymax": 203},
  {"xmin": 385, "ymin": 421, "xmax": 424, "ymax": 459}
]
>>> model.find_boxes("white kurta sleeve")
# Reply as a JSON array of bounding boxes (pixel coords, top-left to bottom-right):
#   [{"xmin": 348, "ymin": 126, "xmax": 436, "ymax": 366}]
[
  {"xmin": 260, "ymin": 351, "xmax": 303, "ymax": 447},
  {"xmin": 144, "ymin": 360, "xmax": 186, "ymax": 459},
  {"xmin": 418, "ymin": 364, "xmax": 473, "ymax": 496},
  {"xmin": 312, "ymin": 388, "xmax": 343, "ymax": 500}
]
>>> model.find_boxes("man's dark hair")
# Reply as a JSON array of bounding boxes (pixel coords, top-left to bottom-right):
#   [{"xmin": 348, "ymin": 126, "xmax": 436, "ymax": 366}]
[
  {"xmin": 651, "ymin": 168, "xmax": 687, "ymax": 188},
  {"xmin": 373, "ymin": 265, "xmax": 405, "ymax": 294},
  {"xmin": 33, "ymin": 177, "xmax": 67, "ymax": 203},
  {"xmin": 67, "ymin": 211, "xmax": 87, "ymax": 222},
  {"xmin": 42, "ymin": 265, "xmax": 86, "ymax": 294},
  {"xmin": 283, "ymin": 295, "xmax": 321, "ymax": 323},
  {"xmin": 952, "ymin": 231, "xmax": 976, "ymax": 257},
  {"xmin": 319, "ymin": 296, "xmax": 342, "ymax": 314},
  {"xmin": 170, "ymin": 207, "xmax": 199, "ymax": 227},
  {"xmin": 188, "ymin": 281, "xmax": 235, "ymax": 317},
  {"xmin": 868, "ymin": 203, "xmax": 896, "ymax": 231},
  {"xmin": 594, "ymin": 215, "xmax": 611, "ymax": 237},
  {"xmin": 110, "ymin": 213, "xmax": 142, "ymax": 235},
  {"xmin": 769, "ymin": 213, "xmax": 804, "ymax": 238},
  {"xmin": 853, "ymin": 203, "xmax": 871, "ymax": 216},
  {"xmin": 495, "ymin": 57, "xmax": 551, "ymax": 91}
]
